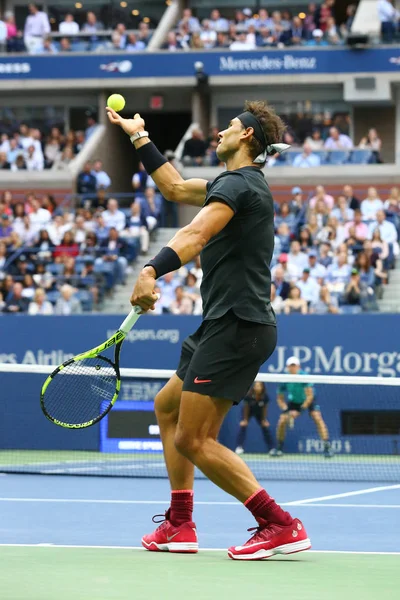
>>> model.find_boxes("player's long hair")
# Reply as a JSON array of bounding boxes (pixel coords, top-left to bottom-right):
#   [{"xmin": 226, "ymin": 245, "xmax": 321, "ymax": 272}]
[{"xmin": 243, "ymin": 100, "xmax": 286, "ymax": 162}]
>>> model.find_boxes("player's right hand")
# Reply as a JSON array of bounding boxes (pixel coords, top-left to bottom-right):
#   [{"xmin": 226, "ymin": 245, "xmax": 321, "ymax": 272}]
[{"xmin": 106, "ymin": 108, "xmax": 146, "ymax": 137}]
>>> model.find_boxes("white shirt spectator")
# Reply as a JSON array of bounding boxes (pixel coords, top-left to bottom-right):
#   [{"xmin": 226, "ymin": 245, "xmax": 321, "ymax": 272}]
[
  {"xmin": 102, "ymin": 208, "xmax": 126, "ymax": 232},
  {"xmin": 200, "ymin": 25, "xmax": 217, "ymax": 48},
  {"xmin": 378, "ymin": 0, "xmax": 400, "ymax": 22},
  {"xmin": 209, "ymin": 16, "xmax": 229, "ymax": 31},
  {"xmin": 324, "ymin": 134, "xmax": 353, "ymax": 150},
  {"xmin": 271, "ymin": 262, "xmax": 299, "ymax": 283},
  {"xmin": 25, "ymin": 151, "xmax": 44, "ymax": 171},
  {"xmin": 30, "ymin": 207, "xmax": 52, "ymax": 232},
  {"xmin": 92, "ymin": 169, "xmax": 111, "ymax": 189},
  {"xmin": 59, "ymin": 19, "xmax": 79, "ymax": 35},
  {"xmin": 309, "ymin": 262, "xmax": 327, "ymax": 281},
  {"xmin": 327, "ymin": 263, "xmax": 351, "ymax": 284},
  {"xmin": 288, "ymin": 250, "xmax": 308, "ymax": 272},
  {"xmin": 24, "ymin": 9, "xmax": 50, "ymax": 37},
  {"xmin": 331, "ymin": 206, "xmax": 354, "ymax": 222},
  {"xmin": 158, "ymin": 276, "xmax": 179, "ymax": 311},
  {"xmin": 360, "ymin": 198, "xmax": 383, "ymax": 220},
  {"xmin": 297, "ymin": 275, "xmax": 320, "ymax": 304},
  {"xmin": 230, "ymin": 37, "xmax": 256, "ymax": 50},
  {"xmin": 0, "ymin": 19, "xmax": 7, "ymax": 45},
  {"xmin": 369, "ymin": 219, "xmax": 398, "ymax": 244},
  {"xmin": 293, "ymin": 153, "xmax": 321, "ymax": 168},
  {"xmin": 28, "ymin": 299, "xmax": 54, "ymax": 315}
]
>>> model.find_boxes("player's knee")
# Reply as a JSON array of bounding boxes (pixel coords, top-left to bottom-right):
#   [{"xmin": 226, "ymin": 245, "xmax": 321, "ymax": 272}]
[
  {"xmin": 174, "ymin": 428, "xmax": 200, "ymax": 459},
  {"xmin": 154, "ymin": 390, "xmax": 179, "ymax": 423}
]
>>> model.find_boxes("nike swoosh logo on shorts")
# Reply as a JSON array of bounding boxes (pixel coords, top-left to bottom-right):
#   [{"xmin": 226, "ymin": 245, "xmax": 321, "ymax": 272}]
[
  {"xmin": 167, "ymin": 532, "xmax": 181, "ymax": 541},
  {"xmin": 194, "ymin": 377, "xmax": 212, "ymax": 384}
]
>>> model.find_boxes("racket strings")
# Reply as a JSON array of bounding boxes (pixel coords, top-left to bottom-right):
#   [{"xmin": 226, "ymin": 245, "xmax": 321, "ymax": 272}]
[{"xmin": 43, "ymin": 356, "xmax": 117, "ymax": 425}]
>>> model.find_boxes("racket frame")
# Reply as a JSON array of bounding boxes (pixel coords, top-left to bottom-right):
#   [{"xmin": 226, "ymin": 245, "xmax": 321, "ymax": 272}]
[{"xmin": 40, "ymin": 306, "xmax": 143, "ymax": 429}]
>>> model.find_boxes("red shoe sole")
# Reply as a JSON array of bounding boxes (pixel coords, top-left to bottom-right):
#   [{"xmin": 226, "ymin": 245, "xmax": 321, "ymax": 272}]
[
  {"xmin": 228, "ymin": 538, "xmax": 311, "ymax": 561},
  {"xmin": 141, "ymin": 539, "xmax": 198, "ymax": 553}
]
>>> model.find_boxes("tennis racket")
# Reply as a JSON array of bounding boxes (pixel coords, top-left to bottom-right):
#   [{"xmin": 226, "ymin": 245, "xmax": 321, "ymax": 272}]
[{"xmin": 40, "ymin": 303, "xmax": 153, "ymax": 429}]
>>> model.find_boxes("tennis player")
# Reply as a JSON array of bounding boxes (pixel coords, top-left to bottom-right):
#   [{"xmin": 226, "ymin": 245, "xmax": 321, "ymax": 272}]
[
  {"xmin": 271, "ymin": 356, "xmax": 334, "ymax": 458},
  {"xmin": 107, "ymin": 101, "xmax": 311, "ymax": 560}
]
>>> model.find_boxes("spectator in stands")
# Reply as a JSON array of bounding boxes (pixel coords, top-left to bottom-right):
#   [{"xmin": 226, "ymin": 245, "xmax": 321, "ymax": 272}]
[
  {"xmin": 355, "ymin": 252, "xmax": 376, "ymax": 288},
  {"xmin": 344, "ymin": 208, "xmax": 369, "ymax": 243},
  {"xmin": 92, "ymin": 159, "xmax": 111, "ymax": 190},
  {"xmin": 298, "ymin": 227, "xmax": 313, "ymax": 253},
  {"xmin": 0, "ymin": 240, "xmax": 6, "ymax": 271},
  {"xmin": 358, "ymin": 128, "xmax": 382, "ymax": 163},
  {"xmin": 28, "ymin": 287, "xmax": 53, "ymax": 315},
  {"xmin": 85, "ymin": 114, "xmax": 98, "ymax": 141},
  {"xmin": 179, "ymin": 7, "xmax": 200, "ymax": 33},
  {"xmin": 102, "ymin": 198, "xmax": 126, "ymax": 232},
  {"xmin": 309, "ymin": 185, "xmax": 335, "ymax": 211},
  {"xmin": 342, "ymin": 184, "xmax": 360, "ymax": 210},
  {"xmin": 122, "ymin": 201, "xmax": 149, "ymax": 254},
  {"xmin": 283, "ymin": 286, "xmax": 308, "ymax": 314},
  {"xmin": 270, "ymin": 282, "xmax": 284, "ymax": 314},
  {"xmin": 369, "ymin": 209, "xmax": 398, "ymax": 244},
  {"xmin": 183, "ymin": 272, "xmax": 201, "ymax": 314},
  {"xmin": 256, "ymin": 26, "xmax": 276, "ymax": 47},
  {"xmin": 53, "ymin": 146, "xmax": 74, "ymax": 170},
  {"xmin": 169, "ymin": 285, "xmax": 193, "ymax": 315},
  {"xmin": 0, "ymin": 213, "xmax": 12, "ymax": 243},
  {"xmin": 44, "ymin": 132, "xmax": 62, "ymax": 168},
  {"xmin": 200, "ymin": 19, "xmax": 217, "ymax": 48},
  {"xmin": 54, "ymin": 284, "xmax": 82, "ymax": 315},
  {"xmin": 230, "ymin": 30, "xmax": 256, "ymax": 50},
  {"xmin": 360, "ymin": 187, "xmax": 383, "ymax": 221},
  {"xmin": 370, "ymin": 227, "xmax": 390, "ymax": 264},
  {"xmin": 307, "ymin": 214, "xmax": 322, "ymax": 243},
  {"xmin": 24, "ymin": 3, "xmax": 50, "ymax": 54},
  {"xmin": 82, "ymin": 11, "xmax": 104, "ymax": 38},
  {"xmin": 331, "ymin": 195, "xmax": 354, "ymax": 223},
  {"xmin": 311, "ymin": 285, "xmax": 339, "ymax": 314},
  {"xmin": 378, "ymin": 0, "xmax": 399, "ymax": 42},
  {"xmin": 384, "ymin": 186, "xmax": 400, "ymax": 213},
  {"xmin": 325, "ymin": 16, "xmax": 342, "ymax": 45},
  {"xmin": 324, "ymin": 127, "xmax": 353, "ymax": 150},
  {"xmin": 132, "ymin": 162, "xmax": 152, "ymax": 194},
  {"xmin": 7, "ymin": 139, "xmax": 23, "ymax": 166},
  {"xmin": 306, "ymin": 28, "xmax": 328, "ymax": 46},
  {"xmin": 343, "ymin": 269, "xmax": 363, "ymax": 308},
  {"xmin": 34, "ymin": 35, "xmax": 58, "ymax": 54},
  {"xmin": 29, "ymin": 198, "xmax": 52, "ymax": 234},
  {"xmin": 25, "ymin": 144, "xmax": 44, "ymax": 170},
  {"xmin": 305, "ymin": 129, "xmax": 324, "ymax": 151},
  {"xmin": 293, "ymin": 143, "xmax": 321, "ymax": 167},
  {"xmin": 53, "ymin": 231, "xmax": 79, "ymax": 259},
  {"xmin": 77, "ymin": 161, "xmax": 97, "ymax": 199},
  {"xmin": 209, "ymin": 9, "xmax": 229, "ymax": 32},
  {"xmin": 4, "ymin": 281, "xmax": 28, "ymax": 313},
  {"xmin": 297, "ymin": 266, "xmax": 321, "ymax": 305},
  {"xmin": 158, "ymin": 272, "xmax": 179, "ymax": 313},
  {"xmin": 182, "ymin": 129, "xmax": 207, "ymax": 165},
  {"xmin": 276, "ymin": 223, "xmax": 291, "ymax": 254},
  {"xmin": 326, "ymin": 251, "xmax": 351, "ymax": 288},
  {"xmin": 308, "ymin": 250, "xmax": 327, "ymax": 282},
  {"xmin": 215, "ymin": 32, "xmax": 230, "ymax": 48},
  {"xmin": 272, "ymin": 253, "xmax": 299, "ymax": 283},
  {"xmin": 284, "ymin": 16, "xmax": 306, "ymax": 46},
  {"xmin": 11, "ymin": 154, "xmax": 27, "ymax": 171},
  {"xmin": 35, "ymin": 229, "xmax": 53, "ymax": 261},
  {"xmin": 340, "ymin": 4, "xmax": 356, "ymax": 37},
  {"xmin": 98, "ymin": 227, "xmax": 128, "ymax": 285},
  {"xmin": 59, "ymin": 13, "xmax": 79, "ymax": 36},
  {"xmin": 275, "ymin": 202, "xmax": 296, "ymax": 232},
  {"xmin": 126, "ymin": 33, "xmax": 146, "ymax": 51},
  {"xmin": 0, "ymin": 151, "xmax": 11, "ymax": 170},
  {"xmin": 138, "ymin": 21, "xmax": 151, "ymax": 47},
  {"xmin": 162, "ymin": 30, "xmax": 182, "ymax": 51}
]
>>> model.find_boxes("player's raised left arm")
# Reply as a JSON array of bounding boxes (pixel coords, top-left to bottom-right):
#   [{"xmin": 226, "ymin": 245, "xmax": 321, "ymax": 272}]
[
  {"xmin": 106, "ymin": 108, "xmax": 207, "ymax": 207},
  {"xmin": 130, "ymin": 200, "xmax": 234, "ymax": 311}
]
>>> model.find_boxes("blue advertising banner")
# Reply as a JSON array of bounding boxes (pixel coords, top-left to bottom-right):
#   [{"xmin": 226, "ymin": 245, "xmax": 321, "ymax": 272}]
[
  {"xmin": 0, "ymin": 48, "xmax": 399, "ymax": 80},
  {"xmin": 1, "ymin": 313, "xmax": 400, "ymax": 377}
]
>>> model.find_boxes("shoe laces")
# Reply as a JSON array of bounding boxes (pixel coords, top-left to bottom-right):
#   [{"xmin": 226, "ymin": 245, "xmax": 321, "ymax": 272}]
[
  {"xmin": 152, "ymin": 509, "xmax": 171, "ymax": 525},
  {"xmin": 245, "ymin": 521, "xmax": 277, "ymax": 544}
]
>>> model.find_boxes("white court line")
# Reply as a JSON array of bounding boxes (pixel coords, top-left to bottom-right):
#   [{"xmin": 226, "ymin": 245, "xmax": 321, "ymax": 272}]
[
  {"xmin": 285, "ymin": 484, "xmax": 400, "ymax": 505},
  {"xmin": 0, "ymin": 497, "xmax": 399, "ymax": 509},
  {"xmin": 0, "ymin": 543, "xmax": 399, "ymax": 556}
]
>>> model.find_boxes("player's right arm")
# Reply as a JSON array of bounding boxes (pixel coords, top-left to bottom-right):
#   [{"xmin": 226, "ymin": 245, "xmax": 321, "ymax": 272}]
[{"xmin": 106, "ymin": 108, "xmax": 207, "ymax": 207}]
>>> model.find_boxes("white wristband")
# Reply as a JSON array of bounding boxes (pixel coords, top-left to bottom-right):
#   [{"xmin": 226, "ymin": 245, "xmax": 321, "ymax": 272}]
[{"xmin": 130, "ymin": 131, "xmax": 149, "ymax": 144}]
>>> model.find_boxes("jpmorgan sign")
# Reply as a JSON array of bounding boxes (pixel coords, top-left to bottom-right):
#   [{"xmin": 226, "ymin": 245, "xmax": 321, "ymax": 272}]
[{"xmin": 269, "ymin": 346, "xmax": 400, "ymax": 377}]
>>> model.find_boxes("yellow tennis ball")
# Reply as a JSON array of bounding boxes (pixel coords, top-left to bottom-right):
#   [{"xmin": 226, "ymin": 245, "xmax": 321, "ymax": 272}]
[{"xmin": 107, "ymin": 94, "xmax": 125, "ymax": 112}]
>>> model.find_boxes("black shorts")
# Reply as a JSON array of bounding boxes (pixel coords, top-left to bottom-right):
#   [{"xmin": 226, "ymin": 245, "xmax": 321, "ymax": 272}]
[
  {"xmin": 284, "ymin": 401, "xmax": 320, "ymax": 414},
  {"xmin": 176, "ymin": 310, "xmax": 277, "ymax": 405}
]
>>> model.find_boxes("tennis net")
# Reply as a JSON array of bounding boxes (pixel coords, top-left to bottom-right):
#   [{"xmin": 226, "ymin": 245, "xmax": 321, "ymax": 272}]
[{"xmin": 0, "ymin": 363, "xmax": 399, "ymax": 482}]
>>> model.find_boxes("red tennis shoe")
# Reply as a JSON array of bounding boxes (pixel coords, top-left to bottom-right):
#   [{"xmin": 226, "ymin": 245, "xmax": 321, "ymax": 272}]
[
  {"xmin": 141, "ymin": 509, "xmax": 198, "ymax": 553},
  {"xmin": 228, "ymin": 518, "xmax": 311, "ymax": 561}
]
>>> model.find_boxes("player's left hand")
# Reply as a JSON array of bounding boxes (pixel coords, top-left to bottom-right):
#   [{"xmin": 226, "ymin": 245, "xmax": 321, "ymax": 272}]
[
  {"xmin": 106, "ymin": 108, "xmax": 146, "ymax": 137},
  {"xmin": 130, "ymin": 267, "xmax": 158, "ymax": 313}
]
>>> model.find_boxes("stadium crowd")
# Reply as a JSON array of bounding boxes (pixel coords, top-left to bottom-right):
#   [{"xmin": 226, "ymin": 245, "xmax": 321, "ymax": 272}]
[
  {"xmin": 0, "ymin": 187, "xmax": 161, "ymax": 314},
  {"xmin": 154, "ymin": 184, "xmax": 399, "ymax": 316},
  {"xmin": 0, "ymin": 2, "xmax": 398, "ymax": 54},
  {"xmin": 181, "ymin": 124, "xmax": 383, "ymax": 167}
]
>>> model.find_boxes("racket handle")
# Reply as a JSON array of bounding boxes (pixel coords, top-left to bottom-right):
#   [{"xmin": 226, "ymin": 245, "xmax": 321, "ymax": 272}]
[{"xmin": 118, "ymin": 294, "xmax": 160, "ymax": 334}]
